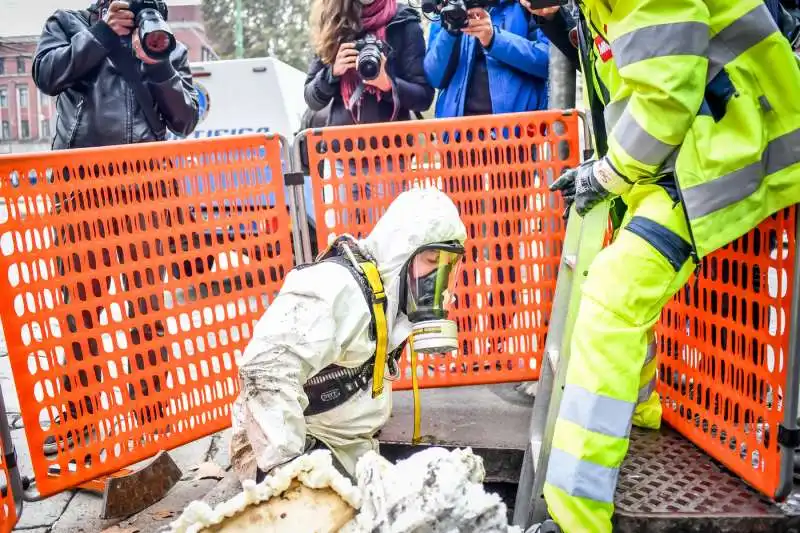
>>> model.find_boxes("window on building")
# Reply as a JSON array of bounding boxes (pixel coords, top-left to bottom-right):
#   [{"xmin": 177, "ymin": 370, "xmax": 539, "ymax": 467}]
[
  {"xmin": 17, "ymin": 86, "xmax": 28, "ymax": 108},
  {"xmin": 20, "ymin": 120, "xmax": 29, "ymax": 139},
  {"xmin": 39, "ymin": 91, "xmax": 50, "ymax": 109},
  {"xmin": 16, "ymin": 57, "xmax": 25, "ymax": 74},
  {"xmin": 40, "ymin": 119, "xmax": 50, "ymax": 139},
  {"xmin": 2, "ymin": 121, "xmax": 10, "ymax": 140},
  {"xmin": 0, "ymin": 59, "xmax": 5, "ymax": 75},
  {"xmin": 0, "ymin": 88, "xmax": 7, "ymax": 109}
]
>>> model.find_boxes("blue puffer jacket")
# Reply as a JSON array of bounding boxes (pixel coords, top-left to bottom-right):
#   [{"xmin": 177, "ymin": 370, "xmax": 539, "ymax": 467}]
[{"xmin": 424, "ymin": 1, "xmax": 550, "ymax": 118}]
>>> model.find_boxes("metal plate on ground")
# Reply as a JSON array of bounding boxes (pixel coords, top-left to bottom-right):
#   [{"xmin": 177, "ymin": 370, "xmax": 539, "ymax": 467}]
[
  {"xmin": 101, "ymin": 451, "xmax": 183, "ymax": 519},
  {"xmin": 614, "ymin": 426, "xmax": 800, "ymax": 533}
]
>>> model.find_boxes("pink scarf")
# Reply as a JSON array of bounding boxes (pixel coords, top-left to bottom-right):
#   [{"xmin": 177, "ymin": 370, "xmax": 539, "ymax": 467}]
[{"xmin": 340, "ymin": 0, "xmax": 398, "ymax": 123}]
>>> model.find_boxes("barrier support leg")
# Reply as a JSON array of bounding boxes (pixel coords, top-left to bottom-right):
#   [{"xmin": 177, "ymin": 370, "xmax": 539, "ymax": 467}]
[{"xmin": 0, "ymin": 385, "xmax": 22, "ymax": 528}]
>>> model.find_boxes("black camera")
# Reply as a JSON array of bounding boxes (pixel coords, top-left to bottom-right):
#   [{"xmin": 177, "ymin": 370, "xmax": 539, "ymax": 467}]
[
  {"xmin": 128, "ymin": 0, "xmax": 176, "ymax": 60},
  {"xmin": 353, "ymin": 34, "xmax": 390, "ymax": 81},
  {"xmin": 421, "ymin": 0, "xmax": 492, "ymax": 32}
]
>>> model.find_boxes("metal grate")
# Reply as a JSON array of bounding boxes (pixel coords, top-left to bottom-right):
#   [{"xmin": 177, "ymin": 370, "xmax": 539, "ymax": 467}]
[{"xmin": 614, "ymin": 427, "xmax": 800, "ymax": 533}]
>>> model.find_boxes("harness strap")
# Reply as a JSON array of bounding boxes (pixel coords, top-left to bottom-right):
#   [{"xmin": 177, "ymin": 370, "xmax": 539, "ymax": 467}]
[
  {"xmin": 359, "ymin": 260, "xmax": 389, "ymax": 398},
  {"xmin": 297, "ymin": 236, "xmax": 394, "ymax": 416}
]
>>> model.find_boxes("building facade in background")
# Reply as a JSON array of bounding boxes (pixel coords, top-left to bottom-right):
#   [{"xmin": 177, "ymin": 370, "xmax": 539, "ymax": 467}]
[{"xmin": 0, "ymin": 0, "xmax": 216, "ymax": 154}]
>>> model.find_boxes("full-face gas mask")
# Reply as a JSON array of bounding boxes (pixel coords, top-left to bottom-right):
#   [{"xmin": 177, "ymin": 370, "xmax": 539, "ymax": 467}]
[{"xmin": 399, "ymin": 242, "xmax": 465, "ymax": 353}]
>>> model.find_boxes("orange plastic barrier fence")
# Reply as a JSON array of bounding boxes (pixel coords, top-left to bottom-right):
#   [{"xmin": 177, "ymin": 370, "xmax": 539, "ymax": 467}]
[
  {"xmin": 656, "ymin": 207, "xmax": 796, "ymax": 499},
  {"xmin": 0, "ymin": 135, "xmax": 294, "ymax": 497},
  {"xmin": 303, "ymin": 111, "xmax": 579, "ymax": 389},
  {"xmin": 0, "ymin": 430, "xmax": 15, "ymax": 533}
]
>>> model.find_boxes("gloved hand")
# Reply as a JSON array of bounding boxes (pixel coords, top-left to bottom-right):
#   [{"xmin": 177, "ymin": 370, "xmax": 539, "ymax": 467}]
[{"xmin": 550, "ymin": 156, "xmax": 632, "ymax": 218}]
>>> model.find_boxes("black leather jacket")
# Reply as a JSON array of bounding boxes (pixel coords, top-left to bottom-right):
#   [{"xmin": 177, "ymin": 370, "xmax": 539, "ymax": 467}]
[{"xmin": 33, "ymin": 8, "xmax": 199, "ymax": 150}]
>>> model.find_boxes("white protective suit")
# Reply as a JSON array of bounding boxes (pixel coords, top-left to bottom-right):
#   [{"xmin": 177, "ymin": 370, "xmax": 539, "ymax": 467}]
[{"xmin": 230, "ymin": 188, "xmax": 468, "ymax": 480}]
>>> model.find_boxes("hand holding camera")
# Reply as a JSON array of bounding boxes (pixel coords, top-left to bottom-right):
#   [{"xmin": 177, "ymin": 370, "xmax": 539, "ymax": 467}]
[
  {"xmin": 520, "ymin": 0, "xmax": 560, "ymax": 19},
  {"xmin": 462, "ymin": 8, "xmax": 493, "ymax": 48},
  {"xmin": 333, "ymin": 43, "xmax": 358, "ymax": 77},
  {"xmin": 103, "ymin": 1, "xmax": 135, "ymax": 36},
  {"xmin": 102, "ymin": 0, "xmax": 176, "ymax": 62},
  {"xmin": 333, "ymin": 37, "xmax": 392, "ymax": 91}
]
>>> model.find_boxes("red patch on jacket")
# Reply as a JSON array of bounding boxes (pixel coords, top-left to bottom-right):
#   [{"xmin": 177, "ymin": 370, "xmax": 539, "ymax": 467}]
[{"xmin": 594, "ymin": 35, "xmax": 613, "ymax": 62}]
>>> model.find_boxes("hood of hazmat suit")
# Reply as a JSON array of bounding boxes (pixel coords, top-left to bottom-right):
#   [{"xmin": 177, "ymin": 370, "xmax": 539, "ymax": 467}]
[{"xmin": 231, "ymin": 187, "xmax": 467, "ymax": 481}]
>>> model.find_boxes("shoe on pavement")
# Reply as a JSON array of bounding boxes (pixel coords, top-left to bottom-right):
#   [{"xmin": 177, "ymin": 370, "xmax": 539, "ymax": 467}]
[{"xmin": 526, "ymin": 520, "xmax": 561, "ymax": 533}]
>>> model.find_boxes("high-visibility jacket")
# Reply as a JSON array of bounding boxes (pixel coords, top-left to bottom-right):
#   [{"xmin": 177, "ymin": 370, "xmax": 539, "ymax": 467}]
[{"xmin": 579, "ymin": 0, "xmax": 800, "ymax": 258}]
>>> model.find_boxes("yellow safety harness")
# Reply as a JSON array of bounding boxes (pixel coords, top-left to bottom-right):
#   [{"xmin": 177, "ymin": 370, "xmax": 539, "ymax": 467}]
[{"xmin": 310, "ymin": 236, "xmax": 422, "ymax": 443}]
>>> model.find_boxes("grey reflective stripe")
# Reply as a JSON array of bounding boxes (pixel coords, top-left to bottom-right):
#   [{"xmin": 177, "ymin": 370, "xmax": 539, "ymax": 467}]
[
  {"xmin": 644, "ymin": 340, "xmax": 657, "ymax": 366},
  {"xmin": 637, "ymin": 377, "xmax": 657, "ymax": 404},
  {"xmin": 683, "ymin": 127, "xmax": 800, "ymax": 220},
  {"xmin": 558, "ymin": 384, "xmax": 635, "ymax": 439},
  {"xmin": 546, "ymin": 448, "xmax": 619, "ymax": 503},
  {"xmin": 613, "ymin": 22, "xmax": 709, "ymax": 70},
  {"xmin": 604, "ymin": 98, "xmax": 629, "ymax": 131},
  {"xmin": 708, "ymin": 3, "xmax": 778, "ymax": 80},
  {"xmin": 612, "ymin": 108, "xmax": 678, "ymax": 167}
]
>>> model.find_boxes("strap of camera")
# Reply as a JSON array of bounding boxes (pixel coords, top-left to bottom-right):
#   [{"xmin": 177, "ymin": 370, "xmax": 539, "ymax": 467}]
[{"xmin": 107, "ymin": 46, "xmax": 164, "ymax": 137}]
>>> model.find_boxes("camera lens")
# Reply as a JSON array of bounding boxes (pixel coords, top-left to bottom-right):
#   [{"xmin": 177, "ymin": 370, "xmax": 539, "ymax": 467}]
[
  {"xmin": 144, "ymin": 31, "xmax": 171, "ymax": 53},
  {"xmin": 136, "ymin": 8, "xmax": 176, "ymax": 60},
  {"xmin": 357, "ymin": 44, "xmax": 382, "ymax": 81}
]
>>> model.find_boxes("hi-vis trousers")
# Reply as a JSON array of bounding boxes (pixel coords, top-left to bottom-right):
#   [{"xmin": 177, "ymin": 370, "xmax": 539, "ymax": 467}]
[{"xmin": 543, "ymin": 184, "xmax": 696, "ymax": 533}]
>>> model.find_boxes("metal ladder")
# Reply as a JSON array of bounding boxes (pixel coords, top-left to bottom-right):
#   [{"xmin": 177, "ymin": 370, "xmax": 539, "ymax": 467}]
[{"xmin": 512, "ymin": 203, "xmax": 609, "ymax": 529}]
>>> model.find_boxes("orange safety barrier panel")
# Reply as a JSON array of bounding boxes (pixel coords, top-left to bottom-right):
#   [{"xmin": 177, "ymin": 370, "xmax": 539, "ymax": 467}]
[
  {"xmin": 0, "ymin": 429, "xmax": 16, "ymax": 533},
  {"xmin": 0, "ymin": 135, "xmax": 294, "ymax": 497},
  {"xmin": 656, "ymin": 207, "xmax": 796, "ymax": 499},
  {"xmin": 303, "ymin": 111, "xmax": 579, "ymax": 389}
]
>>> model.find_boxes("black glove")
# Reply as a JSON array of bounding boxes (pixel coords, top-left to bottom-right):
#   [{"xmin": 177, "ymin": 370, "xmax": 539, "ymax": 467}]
[{"xmin": 550, "ymin": 157, "xmax": 632, "ymax": 218}]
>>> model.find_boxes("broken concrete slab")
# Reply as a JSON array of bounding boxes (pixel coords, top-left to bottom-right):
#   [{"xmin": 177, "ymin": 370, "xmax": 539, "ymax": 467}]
[
  {"xmin": 113, "ymin": 477, "xmax": 220, "ymax": 533},
  {"xmin": 15, "ymin": 490, "xmax": 75, "ymax": 530},
  {"xmin": 201, "ymin": 471, "xmax": 242, "ymax": 508},
  {"xmin": 50, "ymin": 490, "xmax": 120, "ymax": 533}
]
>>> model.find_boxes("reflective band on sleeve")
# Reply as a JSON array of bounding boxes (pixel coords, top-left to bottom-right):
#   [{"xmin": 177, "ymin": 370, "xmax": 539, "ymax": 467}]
[
  {"xmin": 683, "ymin": 127, "xmax": 800, "ymax": 220},
  {"xmin": 612, "ymin": 108, "xmax": 679, "ymax": 167},
  {"xmin": 546, "ymin": 448, "xmax": 620, "ymax": 504},
  {"xmin": 558, "ymin": 384, "xmax": 636, "ymax": 439},
  {"xmin": 604, "ymin": 98, "xmax": 629, "ymax": 131},
  {"xmin": 637, "ymin": 377, "xmax": 657, "ymax": 404},
  {"xmin": 708, "ymin": 3, "xmax": 778, "ymax": 81},
  {"xmin": 644, "ymin": 339, "xmax": 657, "ymax": 367},
  {"xmin": 612, "ymin": 22, "xmax": 709, "ymax": 70}
]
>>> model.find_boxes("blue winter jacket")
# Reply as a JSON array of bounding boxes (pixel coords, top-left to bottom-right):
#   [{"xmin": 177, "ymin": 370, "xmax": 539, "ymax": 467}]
[{"xmin": 424, "ymin": 1, "xmax": 550, "ymax": 118}]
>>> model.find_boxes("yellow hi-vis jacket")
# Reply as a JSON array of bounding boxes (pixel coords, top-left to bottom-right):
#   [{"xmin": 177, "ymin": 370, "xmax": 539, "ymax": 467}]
[{"xmin": 580, "ymin": 0, "xmax": 800, "ymax": 258}]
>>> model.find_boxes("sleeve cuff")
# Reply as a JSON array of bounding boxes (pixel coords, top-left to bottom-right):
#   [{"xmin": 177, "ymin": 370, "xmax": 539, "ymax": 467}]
[
  {"xmin": 144, "ymin": 60, "xmax": 177, "ymax": 83},
  {"xmin": 89, "ymin": 21, "xmax": 120, "ymax": 52},
  {"xmin": 325, "ymin": 66, "xmax": 340, "ymax": 86}
]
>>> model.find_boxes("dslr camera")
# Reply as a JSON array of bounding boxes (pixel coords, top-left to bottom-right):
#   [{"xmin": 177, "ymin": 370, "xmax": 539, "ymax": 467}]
[
  {"xmin": 421, "ymin": 0, "xmax": 492, "ymax": 32},
  {"xmin": 128, "ymin": 0, "xmax": 176, "ymax": 60},
  {"xmin": 353, "ymin": 34, "xmax": 390, "ymax": 81}
]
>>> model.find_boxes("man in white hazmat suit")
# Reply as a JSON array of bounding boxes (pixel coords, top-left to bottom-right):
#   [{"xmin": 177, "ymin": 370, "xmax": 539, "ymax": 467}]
[{"xmin": 230, "ymin": 187, "xmax": 468, "ymax": 481}]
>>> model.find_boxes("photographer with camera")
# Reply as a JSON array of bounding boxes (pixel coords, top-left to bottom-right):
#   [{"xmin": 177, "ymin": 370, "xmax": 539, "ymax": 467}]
[
  {"xmin": 33, "ymin": 0, "xmax": 199, "ymax": 150},
  {"xmin": 304, "ymin": 0, "xmax": 434, "ymax": 126},
  {"xmin": 31, "ymin": 0, "xmax": 198, "ymax": 455},
  {"xmin": 424, "ymin": 0, "xmax": 550, "ymax": 118}
]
